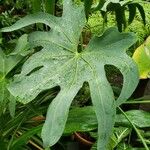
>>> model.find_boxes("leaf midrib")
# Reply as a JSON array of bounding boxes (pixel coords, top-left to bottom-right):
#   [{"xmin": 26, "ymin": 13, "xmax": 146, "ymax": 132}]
[{"xmin": 31, "ymin": 38, "xmax": 76, "ymax": 54}]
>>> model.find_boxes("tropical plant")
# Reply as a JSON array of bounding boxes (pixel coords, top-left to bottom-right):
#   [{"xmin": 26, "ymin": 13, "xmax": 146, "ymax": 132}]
[{"xmin": 0, "ymin": 0, "xmax": 140, "ymax": 149}]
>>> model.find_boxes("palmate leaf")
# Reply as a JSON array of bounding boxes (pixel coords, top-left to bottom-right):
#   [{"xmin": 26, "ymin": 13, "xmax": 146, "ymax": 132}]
[{"xmin": 1, "ymin": 0, "xmax": 139, "ymax": 149}]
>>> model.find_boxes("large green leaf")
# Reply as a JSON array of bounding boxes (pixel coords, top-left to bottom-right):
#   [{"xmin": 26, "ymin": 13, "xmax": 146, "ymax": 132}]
[{"xmin": 1, "ymin": 0, "xmax": 139, "ymax": 149}]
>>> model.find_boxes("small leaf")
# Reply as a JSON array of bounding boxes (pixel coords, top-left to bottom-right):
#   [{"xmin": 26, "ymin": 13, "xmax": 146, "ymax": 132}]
[
  {"xmin": 84, "ymin": 0, "xmax": 93, "ymax": 19},
  {"xmin": 105, "ymin": 127, "xmax": 131, "ymax": 149},
  {"xmin": 101, "ymin": 2, "xmax": 127, "ymax": 32},
  {"xmin": 114, "ymin": 4, "xmax": 126, "ymax": 32},
  {"xmin": 135, "ymin": 3, "xmax": 146, "ymax": 25},
  {"xmin": 128, "ymin": 4, "xmax": 136, "ymax": 25}
]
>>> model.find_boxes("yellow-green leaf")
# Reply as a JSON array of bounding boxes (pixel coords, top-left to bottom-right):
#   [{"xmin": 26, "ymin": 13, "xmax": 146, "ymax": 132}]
[{"xmin": 133, "ymin": 36, "xmax": 150, "ymax": 79}]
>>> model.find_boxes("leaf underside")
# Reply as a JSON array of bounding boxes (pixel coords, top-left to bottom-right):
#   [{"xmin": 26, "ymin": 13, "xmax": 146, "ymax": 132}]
[{"xmin": 1, "ymin": 0, "xmax": 139, "ymax": 149}]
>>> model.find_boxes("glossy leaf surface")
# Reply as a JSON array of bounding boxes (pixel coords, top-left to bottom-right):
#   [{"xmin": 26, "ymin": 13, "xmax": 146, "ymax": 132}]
[{"xmin": 133, "ymin": 36, "xmax": 150, "ymax": 79}]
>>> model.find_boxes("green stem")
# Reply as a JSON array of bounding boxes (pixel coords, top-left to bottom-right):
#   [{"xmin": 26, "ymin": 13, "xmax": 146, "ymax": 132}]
[
  {"xmin": 118, "ymin": 107, "xmax": 149, "ymax": 150},
  {"xmin": 125, "ymin": 100, "xmax": 150, "ymax": 104}
]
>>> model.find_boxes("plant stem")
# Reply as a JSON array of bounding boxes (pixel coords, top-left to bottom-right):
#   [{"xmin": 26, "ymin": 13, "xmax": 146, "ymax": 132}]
[
  {"xmin": 118, "ymin": 107, "xmax": 149, "ymax": 150},
  {"xmin": 125, "ymin": 100, "xmax": 150, "ymax": 104}
]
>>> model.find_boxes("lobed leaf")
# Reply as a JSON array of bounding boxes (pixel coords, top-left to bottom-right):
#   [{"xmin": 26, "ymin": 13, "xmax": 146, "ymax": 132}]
[{"xmin": 1, "ymin": 0, "xmax": 139, "ymax": 149}]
